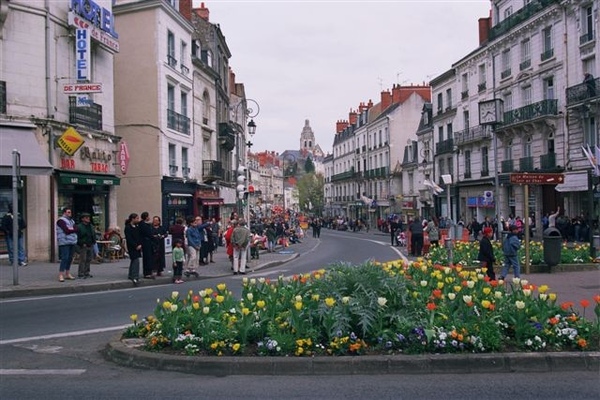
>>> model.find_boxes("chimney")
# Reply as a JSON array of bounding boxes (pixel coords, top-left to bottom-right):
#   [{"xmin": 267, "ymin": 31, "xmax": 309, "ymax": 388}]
[
  {"xmin": 358, "ymin": 102, "xmax": 368, "ymax": 113},
  {"xmin": 336, "ymin": 120, "xmax": 349, "ymax": 133},
  {"xmin": 193, "ymin": 2, "xmax": 210, "ymax": 21},
  {"xmin": 478, "ymin": 16, "xmax": 491, "ymax": 45},
  {"xmin": 392, "ymin": 84, "xmax": 402, "ymax": 104},
  {"xmin": 367, "ymin": 99, "xmax": 373, "ymax": 108},
  {"xmin": 179, "ymin": 0, "xmax": 192, "ymax": 21},
  {"xmin": 229, "ymin": 69, "xmax": 236, "ymax": 95},
  {"xmin": 381, "ymin": 90, "xmax": 392, "ymax": 110},
  {"xmin": 349, "ymin": 109, "xmax": 357, "ymax": 125}
]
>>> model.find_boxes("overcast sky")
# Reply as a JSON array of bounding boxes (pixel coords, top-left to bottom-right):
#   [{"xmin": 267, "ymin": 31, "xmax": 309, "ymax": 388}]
[{"xmin": 197, "ymin": 0, "xmax": 491, "ymax": 155}]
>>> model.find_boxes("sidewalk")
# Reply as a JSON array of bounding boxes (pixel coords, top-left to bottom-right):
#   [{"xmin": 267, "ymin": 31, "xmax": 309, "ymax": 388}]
[{"xmin": 0, "ymin": 236, "xmax": 317, "ymax": 299}]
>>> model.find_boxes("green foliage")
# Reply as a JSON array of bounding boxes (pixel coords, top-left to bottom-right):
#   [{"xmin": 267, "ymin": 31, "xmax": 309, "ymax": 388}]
[
  {"xmin": 297, "ymin": 172, "xmax": 324, "ymax": 214},
  {"xmin": 304, "ymin": 157, "xmax": 315, "ymax": 173}
]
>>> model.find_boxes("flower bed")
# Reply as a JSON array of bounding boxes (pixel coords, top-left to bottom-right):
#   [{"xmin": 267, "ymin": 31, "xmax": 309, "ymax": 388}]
[
  {"xmin": 426, "ymin": 240, "xmax": 593, "ymax": 266},
  {"xmin": 123, "ymin": 259, "xmax": 600, "ymax": 357}
]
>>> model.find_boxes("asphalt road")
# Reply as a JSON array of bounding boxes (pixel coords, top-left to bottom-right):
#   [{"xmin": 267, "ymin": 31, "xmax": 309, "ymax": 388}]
[{"xmin": 1, "ymin": 230, "xmax": 598, "ymax": 399}]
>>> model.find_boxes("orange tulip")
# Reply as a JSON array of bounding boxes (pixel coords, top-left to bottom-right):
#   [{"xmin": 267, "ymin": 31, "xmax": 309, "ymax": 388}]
[
  {"xmin": 426, "ymin": 302, "xmax": 437, "ymax": 311},
  {"xmin": 580, "ymin": 299, "xmax": 590, "ymax": 308}
]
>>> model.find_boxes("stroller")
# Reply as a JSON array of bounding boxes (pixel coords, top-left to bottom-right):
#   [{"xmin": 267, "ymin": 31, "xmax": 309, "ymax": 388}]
[{"xmin": 396, "ymin": 231, "xmax": 407, "ymax": 247}]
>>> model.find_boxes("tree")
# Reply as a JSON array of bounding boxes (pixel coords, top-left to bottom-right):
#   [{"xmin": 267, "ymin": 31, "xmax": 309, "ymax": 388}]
[
  {"xmin": 297, "ymin": 172, "xmax": 324, "ymax": 215},
  {"xmin": 304, "ymin": 157, "xmax": 315, "ymax": 174}
]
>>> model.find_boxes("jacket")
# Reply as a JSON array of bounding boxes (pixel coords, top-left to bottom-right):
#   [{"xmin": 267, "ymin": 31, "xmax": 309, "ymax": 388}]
[
  {"xmin": 478, "ymin": 236, "xmax": 495, "ymax": 264},
  {"xmin": 186, "ymin": 224, "xmax": 202, "ymax": 249},
  {"xmin": 502, "ymin": 233, "xmax": 520, "ymax": 256},
  {"xmin": 232, "ymin": 225, "xmax": 251, "ymax": 248},
  {"xmin": 56, "ymin": 216, "xmax": 77, "ymax": 246},
  {"xmin": 76, "ymin": 222, "xmax": 96, "ymax": 246},
  {"xmin": 1, "ymin": 212, "xmax": 26, "ymax": 238}
]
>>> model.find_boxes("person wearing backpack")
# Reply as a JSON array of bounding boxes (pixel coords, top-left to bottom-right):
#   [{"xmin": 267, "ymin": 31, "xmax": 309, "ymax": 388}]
[
  {"xmin": 425, "ymin": 219, "xmax": 439, "ymax": 247},
  {"xmin": 500, "ymin": 225, "xmax": 521, "ymax": 280}
]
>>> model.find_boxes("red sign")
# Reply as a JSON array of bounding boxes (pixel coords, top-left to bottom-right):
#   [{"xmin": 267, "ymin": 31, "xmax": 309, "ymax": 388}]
[
  {"xmin": 510, "ymin": 173, "xmax": 564, "ymax": 185},
  {"xmin": 118, "ymin": 141, "xmax": 130, "ymax": 175}
]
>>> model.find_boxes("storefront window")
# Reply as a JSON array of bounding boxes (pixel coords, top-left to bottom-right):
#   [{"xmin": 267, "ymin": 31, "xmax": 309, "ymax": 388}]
[{"xmin": 58, "ymin": 184, "xmax": 110, "ymax": 234}]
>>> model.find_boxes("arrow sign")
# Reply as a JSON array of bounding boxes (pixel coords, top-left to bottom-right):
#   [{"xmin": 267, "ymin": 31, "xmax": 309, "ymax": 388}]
[{"xmin": 510, "ymin": 173, "xmax": 565, "ymax": 185}]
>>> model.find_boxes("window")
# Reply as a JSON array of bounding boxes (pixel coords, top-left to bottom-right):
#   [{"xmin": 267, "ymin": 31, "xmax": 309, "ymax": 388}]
[
  {"xmin": 582, "ymin": 5, "xmax": 594, "ymax": 43},
  {"xmin": 505, "ymin": 140, "xmax": 513, "ymax": 160},
  {"xmin": 181, "ymin": 92, "xmax": 188, "ymax": 117},
  {"xmin": 464, "ymin": 150, "xmax": 472, "ymax": 177},
  {"xmin": 438, "ymin": 126, "xmax": 444, "ymax": 142},
  {"xmin": 463, "ymin": 110, "xmax": 470, "ymax": 130},
  {"xmin": 202, "ymin": 91, "xmax": 210, "ymax": 125},
  {"xmin": 544, "ymin": 77, "xmax": 554, "ymax": 100},
  {"xmin": 447, "ymin": 157, "xmax": 453, "ymax": 176},
  {"xmin": 584, "ymin": 116, "xmax": 597, "ymax": 148},
  {"xmin": 524, "ymin": 136, "xmax": 532, "ymax": 158},
  {"xmin": 182, "ymin": 147, "xmax": 189, "ymax": 177},
  {"xmin": 167, "ymin": 84, "xmax": 175, "ymax": 111},
  {"xmin": 169, "ymin": 144, "xmax": 177, "ymax": 176},
  {"xmin": 446, "ymin": 89, "xmax": 452, "ymax": 110},
  {"xmin": 408, "ymin": 172, "xmax": 414, "ymax": 193},
  {"xmin": 541, "ymin": 26, "xmax": 553, "ymax": 61},
  {"xmin": 378, "ymin": 129, "xmax": 382, "ymax": 146},
  {"xmin": 461, "ymin": 73, "xmax": 468, "ymax": 92},
  {"xmin": 447, "ymin": 123, "xmax": 453, "ymax": 139},
  {"xmin": 501, "ymin": 48, "xmax": 511, "ymax": 78},
  {"xmin": 481, "ymin": 146, "xmax": 489, "ymax": 175},
  {"xmin": 520, "ymin": 38, "xmax": 531, "ymax": 70},
  {"xmin": 478, "ymin": 64, "xmax": 486, "ymax": 92},
  {"xmin": 167, "ymin": 31, "xmax": 177, "ymax": 67},
  {"xmin": 504, "ymin": 6, "xmax": 512, "ymax": 20},
  {"xmin": 437, "ymin": 93, "xmax": 443, "ymax": 113},
  {"xmin": 180, "ymin": 41, "xmax": 188, "ymax": 74},
  {"xmin": 522, "ymin": 86, "xmax": 532, "ymax": 106},
  {"xmin": 504, "ymin": 92, "xmax": 513, "ymax": 111}
]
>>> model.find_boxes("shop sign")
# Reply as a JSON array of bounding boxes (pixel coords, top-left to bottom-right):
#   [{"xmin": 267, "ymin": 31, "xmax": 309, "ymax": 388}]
[
  {"xmin": 57, "ymin": 127, "xmax": 85, "ymax": 156},
  {"xmin": 63, "ymin": 83, "xmax": 103, "ymax": 94},
  {"xmin": 68, "ymin": 0, "xmax": 119, "ymax": 53},
  {"xmin": 59, "ymin": 172, "xmax": 119, "ymax": 186},
  {"xmin": 80, "ymin": 145, "xmax": 112, "ymax": 173},
  {"xmin": 75, "ymin": 28, "xmax": 90, "ymax": 81},
  {"xmin": 118, "ymin": 141, "xmax": 130, "ymax": 175}
]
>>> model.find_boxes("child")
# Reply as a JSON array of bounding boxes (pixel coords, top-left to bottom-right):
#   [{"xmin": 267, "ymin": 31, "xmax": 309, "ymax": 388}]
[{"xmin": 172, "ymin": 239, "xmax": 185, "ymax": 284}]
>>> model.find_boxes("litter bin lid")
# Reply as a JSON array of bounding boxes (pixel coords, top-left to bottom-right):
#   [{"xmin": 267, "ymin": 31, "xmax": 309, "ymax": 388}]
[{"xmin": 543, "ymin": 227, "xmax": 561, "ymax": 236}]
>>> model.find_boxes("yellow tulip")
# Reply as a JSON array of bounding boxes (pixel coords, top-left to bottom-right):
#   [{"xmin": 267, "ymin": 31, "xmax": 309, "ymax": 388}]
[
  {"xmin": 130, "ymin": 314, "xmax": 138, "ymax": 322},
  {"xmin": 294, "ymin": 301, "xmax": 303, "ymax": 310},
  {"xmin": 437, "ymin": 282, "xmax": 445, "ymax": 289},
  {"xmin": 217, "ymin": 283, "xmax": 227, "ymax": 291},
  {"xmin": 204, "ymin": 297, "xmax": 212, "ymax": 305},
  {"xmin": 482, "ymin": 287, "xmax": 491, "ymax": 295},
  {"xmin": 311, "ymin": 294, "xmax": 320, "ymax": 301},
  {"xmin": 481, "ymin": 300, "xmax": 491, "ymax": 309},
  {"xmin": 256, "ymin": 300, "xmax": 266, "ymax": 309},
  {"xmin": 538, "ymin": 285, "xmax": 549, "ymax": 294},
  {"xmin": 192, "ymin": 302, "xmax": 200, "ymax": 310},
  {"xmin": 549, "ymin": 293, "xmax": 557, "ymax": 301},
  {"xmin": 325, "ymin": 297, "xmax": 336, "ymax": 307},
  {"xmin": 162, "ymin": 301, "xmax": 172, "ymax": 309},
  {"xmin": 232, "ymin": 343, "xmax": 241, "ymax": 352},
  {"xmin": 216, "ymin": 295, "xmax": 225, "ymax": 303},
  {"xmin": 242, "ymin": 307, "xmax": 250, "ymax": 316}
]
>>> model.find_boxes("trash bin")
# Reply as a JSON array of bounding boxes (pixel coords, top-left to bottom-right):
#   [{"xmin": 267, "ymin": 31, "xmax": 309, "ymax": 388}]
[{"xmin": 543, "ymin": 227, "xmax": 562, "ymax": 269}]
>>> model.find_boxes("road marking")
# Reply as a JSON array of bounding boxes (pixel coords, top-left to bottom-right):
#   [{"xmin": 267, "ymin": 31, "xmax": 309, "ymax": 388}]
[
  {"xmin": 0, "ymin": 324, "xmax": 129, "ymax": 345},
  {"xmin": 0, "ymin": 369, "xmax": 86, "ymax": 375}
]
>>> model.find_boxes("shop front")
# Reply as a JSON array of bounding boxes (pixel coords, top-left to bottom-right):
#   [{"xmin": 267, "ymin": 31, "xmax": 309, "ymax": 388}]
[
  {"xmin": 161, "ymin": 177, "xmax": 196, "ymax": 227},
  {"xmin": 197, "ymin": 187, "xmax": 223, "ymax": 221}
]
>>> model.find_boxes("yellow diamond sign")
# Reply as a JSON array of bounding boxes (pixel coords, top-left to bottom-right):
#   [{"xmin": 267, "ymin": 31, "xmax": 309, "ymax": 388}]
[{"xmin": 57, "ymin": 127, "xmax": 85, "ymax": 156}]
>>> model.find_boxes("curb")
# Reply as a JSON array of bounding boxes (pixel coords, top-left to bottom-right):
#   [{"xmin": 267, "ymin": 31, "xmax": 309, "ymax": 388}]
[{"xmin": 104, "ymin": 340, "xmax": 600, "ymax": 376}]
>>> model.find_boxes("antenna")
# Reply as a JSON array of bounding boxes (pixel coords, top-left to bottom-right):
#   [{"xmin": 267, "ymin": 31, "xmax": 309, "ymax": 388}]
[
  {"xmin": 377, "ymin": 77, "xmax": 383, "ymax": 91},
  {"xmin": 396, "ymin": 71, "xmax": 403, "ymax": 84}
]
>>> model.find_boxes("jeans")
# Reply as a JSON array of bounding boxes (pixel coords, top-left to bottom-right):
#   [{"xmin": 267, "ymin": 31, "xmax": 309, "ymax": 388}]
[
  {"xmin": 5, "ymin": 235, "xmax": 26, "ymax": 264},
  {"xmin": 501, "ymin": 255, "xmax": 520, "ymax": 279},
  {"xmin": 58, "ymin": 244, "xmax": 75, "ymax": 272}
]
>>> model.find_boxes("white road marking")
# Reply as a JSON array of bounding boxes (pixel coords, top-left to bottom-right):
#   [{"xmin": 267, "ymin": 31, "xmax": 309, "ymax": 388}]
[
  {"xmin": 14, "ymin": 344, "xmax": 63, "ymax": 353},
  {"xmin": 0, "ymin": 325, "xmax": 129, "ymax": 345},
  {"xmin": 0, "ymin": 369, "xmax": 86, "ymax": 375}
]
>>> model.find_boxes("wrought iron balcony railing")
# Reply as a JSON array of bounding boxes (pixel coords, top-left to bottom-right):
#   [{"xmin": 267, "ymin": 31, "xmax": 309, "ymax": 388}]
[
  {"xmin": 69, "ymin": 97, "xmax": 103, "ymax": 131},
  {"xmin": 580, "ymin": 31, "xmax": 595, "ymax": 45},
  {"xmin": 167, "ymin": 109, "xmax": 190, "ymax": 134},
  {"xmin": 540, "ymin": 152, "xmax": 556, "ymax": 170},
  {"xmin": 478, "ymin": 82, "xmax": 486, "ymax": 93},
  {"xmin": 489, "ymin": 0, "xmax": 559, "ymax": 41},
  {"xmin": 501, "ymin": 159, "xmax": 514, "ymax": 173},
  {"xmin": 519, "ymin": 59, "xmax": 531, "ymax": 71},
  {"xmin": 502, "ymin": 99, "xmax": 558, "ymax": 126},
  {"xmin": 0, "ymin": 80, "xmax": 6, "ymax": 114},
  {"xmin": 331, "ymin": 167, "xmax": 355, "ymax": 182},
  {"xmin": 454, "ymin": 125, "xmax": 490, "ymax": 146},
  {"xmin": 202, "ymin": 160, "xmax": 223, "ymax": 183},
  {"xmin": 461, "ymin": 90, "xmax": 469, "ymax": 99},
  {"xmin": 519, "ymin": 156, "xmax": 534, "ymax": 172},
  {"xmin": 540, "ymin": 48, "xmax": 554, "ymax": 62},
  {"xmin": 566, "ymin": 76, "xmax": 599, "ymax": 106},
  {"xmin": 167, "ymin": 54, "xmax": 177, "ymax": 68},
  {"xmin": 435, "ymin": 138, "xmax": 454, "ymax": 154},
  {"xmin": 169, "ymin": 164, "xmax": 178, "ymax": 177},
  {"xmin": 464, "ymin": 171, "xmax": 472, "ymax": 179}
]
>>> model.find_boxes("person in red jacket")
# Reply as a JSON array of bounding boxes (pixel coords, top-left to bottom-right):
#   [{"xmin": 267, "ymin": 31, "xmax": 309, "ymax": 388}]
[{"xmin": 223, "ymin": 219, "xmax": 236, "ymax": 270}]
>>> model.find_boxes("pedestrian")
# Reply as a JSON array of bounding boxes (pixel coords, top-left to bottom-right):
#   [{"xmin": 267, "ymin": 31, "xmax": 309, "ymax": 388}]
[
  {"xmin": 56, "ymin": 207, "xmax": 78, "ymax": 282},
  {"xmin": 265, "ymin": 222, "xmax": 277, "ymax": 252},
  {"xmin": 124, "ymin": 213, "xmax": 142, "ymax": 286},
  {"xmin": 478, "ymin": 226, "xmax": 496, "ymax": 281},
  {"xmin": 76, "ymin": 212, "xmax": 96, "ymax": 279},
  {"xmin": 500, "ymin": 225, "xmax": 521, "ymax": 281},
  {"xmin": 409, "ymin": 217, "xmax": 424, "ymax": 256},
  {"xmin": 389, "ymin": 216, "xmax": 400, "ymax": 246},
  {"xmin": 584, "ymin": 72, "xmax": 596, "ymax": 97},
  {"xmin": 172, "ymin": 239, "xmax": 185, "ymax": 284},
  {"xmin": 1, "ymin": 204, "xmax": 27, "ymax": 266},
  {"xmin": 139, "ymin": 211, "xmax": 154, "ymax": 279},
  {"xmin": 224, "ymin": 219, "xmax": 236, "ymax": 269},
  {"xmin": 231, "ymin": 218, "xmax": 252, "ymax": 275},
  {"xmin": 184, "ymin": 216, "xmax": 201, "ymax": 276},
  {"xmin": 168, "ymin": 217, "xmax": 186, "ymax": 253},
  {"xmin": 425, "ymin": 218, "xmax": 439, "ymax": 247},
  {"xmin": 150, "ymin": 215, "xmax": 167, "ymax": 276},
  {"xmin": 548, "ymin": 206, "xmax": 560, "ymax": 228},
  {"xmin": 195, "ymin": 216, "xmax": 211, "ymax": 265}
]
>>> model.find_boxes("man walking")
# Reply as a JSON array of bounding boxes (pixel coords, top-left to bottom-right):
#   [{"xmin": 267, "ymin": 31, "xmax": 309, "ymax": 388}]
[
  {"xmin": 1, "ymin": 204, "xmax": 27, "ymax": 266},
  {"xmin": 231, "ymin": 218, "xmax": 252, "ymax": 275},
  {"xmin": 500, "ymin": 225, "xmax": 521, "ymax": 280}
]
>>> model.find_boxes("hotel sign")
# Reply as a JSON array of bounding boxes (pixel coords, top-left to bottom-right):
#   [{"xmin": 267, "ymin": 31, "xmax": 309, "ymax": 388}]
[
  {"xmin": 68, "ymin": 0, "xmax": 119, "ymax": 53},
  {"xmin": 63, "ymin": 83, "xmax": 103, "ymax": 94}
]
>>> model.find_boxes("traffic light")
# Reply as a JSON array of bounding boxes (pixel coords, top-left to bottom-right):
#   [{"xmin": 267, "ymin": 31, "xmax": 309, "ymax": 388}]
[{"xmin": 237, "ymin": 165, "xmax": 248, "ymax": 200}]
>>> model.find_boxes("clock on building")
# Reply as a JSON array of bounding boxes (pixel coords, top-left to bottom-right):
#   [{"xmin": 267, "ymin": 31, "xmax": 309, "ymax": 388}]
[{"xmin": 478, "ymin": 99, "xmax": 504, "ymax": 125}]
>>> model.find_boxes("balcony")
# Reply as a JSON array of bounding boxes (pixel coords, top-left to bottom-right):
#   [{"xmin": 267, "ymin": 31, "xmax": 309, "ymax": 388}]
[
  {"xmin": 169, "ymin": 164, "xmax": 178, "ymax": 177},
  {"xmin": 167, "ymin": 54, "xmax": 177, "ymax": 68},
  {"xmin": 477, "ymin": 82, "xmax": 486, "ymax": 93},
  {"xmin": 566, "ymin": 76, "xmax": 599, "ymax": 106},
  {"xmin": 481, "ymin": 168, "xmax": 489, "ymax": 177},
  {"xmin": 180, "ymin": 64, "xmax": 189, "ymax": 75},
  {"xmin": 500, "ymin": 68, "xmax": 512, "ymax": 79},
  {"xmin": 331, "ymin": 167, "xmax": 355, "ymax": 182},
  {"xmin": 519, "ymin": 156, "xmax": 534, "ymax": 172},
  {"xmin": 461, "ymin": 90, "xmax": 469, "ymax": 100},
  {"xmin": 519, "ymin": 59, "xmax": 531, "ymax": 71},
  {"xmin": 0, "ymin": 80, "xmax": 5, "ymax": 114},
  {"xmin": 580, "ymin": 31, "xmax": 594, "ymax": 45},
  {"xmin": 464, "ymin": 171, "xmax": 472, "ymax": 179},
  {"xmin": 182, "ymin": 166, "xmax": 190, "ymax": 178},
  {"xmin": 489, "ymin": 0, "xmax": 559, "ymax": 41},
  {"xmin": 502, "ymin": 99, "xmax": 558, "ymax": 127},
  {"xmin": 218, "ymin": 123, "xmax": 235, "ymax": 151},
  {"xmin": 69, "ymin": 97, "xmax": 102, "ymax": 130},
  {"xmin": 540, "ymin": 48, "xmax": 554, "ymax": 62},
  {"xmin": 202, "ymin": 117, "xmax": 209, "ymax": 125},
  {"xmin": 501, "ymin": 159, "xmax": 514, "ymax": 173},
  {"xmin": 435, "ymin": 138, "xmax": 454, "ymax": 154},
  {"xmin": 202, "ymin": 160, "xmax": 223, "ymax": 183},
  {"xmin": 540, "ymin": 152, "xmax": 556, "ymax": 170},
  {"xmin": 167, "ymin": 109, "xmax": 190, "ymax": 134},
  {"xmin": 454, "ymin": 125, "xmax": 490, "ymax": 146}
]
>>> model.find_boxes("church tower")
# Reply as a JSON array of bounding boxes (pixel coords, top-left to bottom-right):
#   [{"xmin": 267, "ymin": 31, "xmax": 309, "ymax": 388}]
[{"xmin": 300, "ymin": 119, "xmax": 315, "ymax": 153}]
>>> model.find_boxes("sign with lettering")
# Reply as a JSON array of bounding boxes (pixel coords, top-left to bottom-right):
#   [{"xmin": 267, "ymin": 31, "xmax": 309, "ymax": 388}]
[
  {"xmin": 63, "ymin": 83, "xmax": 103, "ymax": 94},
  {"xmin": 57, "ymin": 127, "xmax": 85, "ymax": 156},
  {"xmin": 69, "ymin": 0, "xmax": 118, "ymax": 38},
  {"xmin": 75, "ymin": 28, "xmax": 90, "ymax": 81},
  {"xmin": 118, "ymin": 141, "xmax": 130, "ymax": 175},
  {"xmin": 510, "ymin": 173, "xmax": 565, "ymax": 185}
]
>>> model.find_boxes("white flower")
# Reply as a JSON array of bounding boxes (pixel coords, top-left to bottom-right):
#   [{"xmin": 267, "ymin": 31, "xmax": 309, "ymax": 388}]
[
  {"xmin": 171, "ymin": 291, "xmax": 179, "ymax": 299},
  {"xmin": 539, "ymin": 293, "xmax": 547, "ymax": 301},
  {"xmin": 342, "ymin": 296, "xmax": 350, "ymax": 304},
  {"xmin": 199, "ymin": 290, "xmax": 207, "ymax": 297},
  {"xmin": 250, "ymin": 278, "xmax": 256, "ymax": 285},
  {"xmin": 466, "ymin": 280, "xmax": 475, "ymax": 289},
  {"xmin": 448, "ymin": 293, "xmax": 456, "ymax": 300},
  {"xmin": 462, "ymin": 295, "xmax": 472, "ymax": 304},
  {"xmin": 444, "ymin": 267, "xmax": 452, "ymax": 274},
  {"xmin": 258, "ymin": 277, "xmax": 266, "ymax": 284},
  {"xmin": 522, "ymin": 289, "xmax": 531, "ymax": 297},
  {"xmin": 515, "ymin": 300, "xmax": 526, "ymax": 309},
  {"xmin": 246, "ymin": 293, "xmax": 254, "ymax": 301},
  {"xmin": 377, "ymin": 297, "xmax": 388, "ymax": 306},
  {"xmin": 494, "ymin": 291, "xmax": 503, "ymax": 299},
  {"xmin": 512, "ymin": 277, "xmax": 521, "ymax": 285},
  {"xmin": 295, "ymin": 295, "xmax": 302, "ymax": 302},
  {"xmin": 202, "ymin": 307, "xmax": 210, "ymax": 314},
  {"xmin": 420, "ymin": 280, "xmax": 428, "ymax": 287},
  {"xmin": 170, "ymin": 304, "xmax": 178, "ymax": 312}
]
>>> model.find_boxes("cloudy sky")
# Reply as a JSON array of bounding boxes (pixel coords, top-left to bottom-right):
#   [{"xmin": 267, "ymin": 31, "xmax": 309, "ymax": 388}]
[{"xmin": 197, "ymin": 0, "xmax": 491, "ymax": 154}]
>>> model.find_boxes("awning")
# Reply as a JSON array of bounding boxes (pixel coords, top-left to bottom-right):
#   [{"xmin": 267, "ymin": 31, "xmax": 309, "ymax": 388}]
[
  {"xmin": 168, "ymin": 193, "xmax": 193, "ymax": 197},
  {"xmin": 0, "ymin": 127, "xmax": 54, "ymax": 175},
  {"xmin": 200, "ymin": 198, "xmax": 224, "ymax": 206},
  {"xmin": 58, "ymin": 172, "xmax": 120, "ymax": 186},
  {"xmin": 555, "ymin": 172, "xmax": 589, "ymax": 192}
]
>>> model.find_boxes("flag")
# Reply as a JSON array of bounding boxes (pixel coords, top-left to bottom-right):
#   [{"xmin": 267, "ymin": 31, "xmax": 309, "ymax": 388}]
[
  {"xmin": 582, "ymin": 145, "xmax": 599, "ymax": 175},
  {"xmin": 424, "ymin": 179, "xmax": 444, "ymax": 195}
]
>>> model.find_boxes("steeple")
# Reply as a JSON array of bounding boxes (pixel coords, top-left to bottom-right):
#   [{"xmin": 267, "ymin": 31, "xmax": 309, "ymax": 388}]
[{"xmin": 300, "ymin": 119, "xmax": 315, "ymax": 152}]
